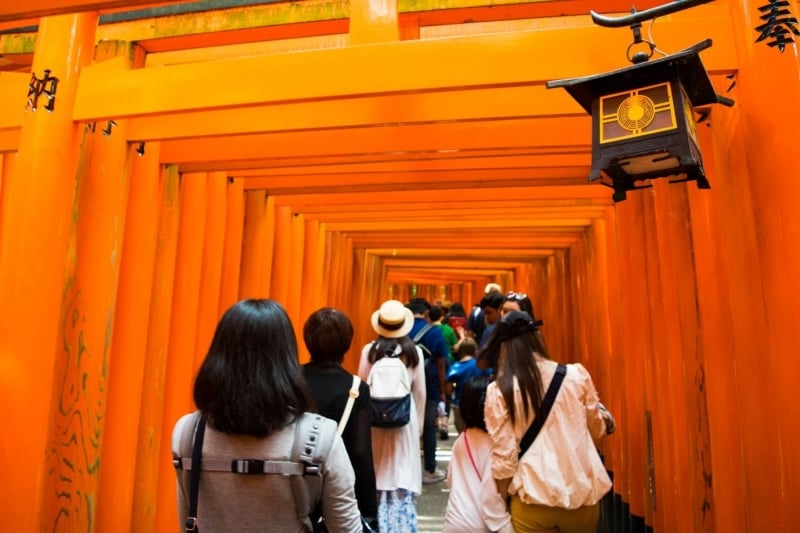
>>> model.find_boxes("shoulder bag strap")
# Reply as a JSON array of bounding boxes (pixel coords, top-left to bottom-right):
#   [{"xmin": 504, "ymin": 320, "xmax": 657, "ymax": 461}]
[
  {"xmin": 337, "ymin": 375, "xmax": 361, "ymax": 436},
  {"xmin": 463, "ymin": 432, "xmax": 481, "ymax": 481},
  {"xmin": 186, "ymin": 416, "xmax": 206, "ymax": 532},
  {"xmin": 412, "ymin": 323, "xmax": 434, "ymax": 343},
  {"xmin": 518, "ymin": 363, "xmax": 567, "ymax": 459}
]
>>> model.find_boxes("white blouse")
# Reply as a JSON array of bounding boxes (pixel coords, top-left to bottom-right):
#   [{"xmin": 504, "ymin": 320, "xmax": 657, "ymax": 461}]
[
  {"xmin": 484, "ymin": 360, "xmax": 612, "ymax": 509},
  {"xmin": 358, "ymin": 342, "xmax": 426, "ymax": 494},
  {"xmin": 444, "ymin": 428, "xmax": 515, "ymax": 533}
]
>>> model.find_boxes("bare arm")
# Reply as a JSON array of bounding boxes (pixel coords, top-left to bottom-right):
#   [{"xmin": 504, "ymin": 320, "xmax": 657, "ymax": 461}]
[{"xmin": 495, "ymin": 477, "xmax": 512, "ymax": 503}]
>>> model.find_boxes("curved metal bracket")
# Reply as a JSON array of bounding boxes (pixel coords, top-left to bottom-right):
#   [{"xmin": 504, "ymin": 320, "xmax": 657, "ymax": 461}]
[{"xmin": 590, "ymin": 0, "xmax": 715, "ymax": 28}]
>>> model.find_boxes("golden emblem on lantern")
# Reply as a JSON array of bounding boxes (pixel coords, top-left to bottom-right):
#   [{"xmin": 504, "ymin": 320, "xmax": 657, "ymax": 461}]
[
  {"xmin": 617, "ymin": 94, "xmax": 655, "ymax": 131},
  {"xmin": 598, "ymin": 83, "xmax": 678, "ymax": 144}
]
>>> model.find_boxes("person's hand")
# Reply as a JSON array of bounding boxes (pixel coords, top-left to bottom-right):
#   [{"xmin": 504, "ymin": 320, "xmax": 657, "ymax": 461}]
[
  {"xmin": 598, "ymin": 402, "xmax": 616, "ymax": 434},
  {"xmin": 437, "ymin": 401, "xmax": 447, "ymax": 417}
]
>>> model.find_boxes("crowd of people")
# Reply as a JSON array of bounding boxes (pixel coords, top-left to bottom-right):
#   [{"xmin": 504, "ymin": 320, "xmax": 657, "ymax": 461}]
[{"xmin": 170, "ymin": 283, "xmax": 616, "ymax": 533}]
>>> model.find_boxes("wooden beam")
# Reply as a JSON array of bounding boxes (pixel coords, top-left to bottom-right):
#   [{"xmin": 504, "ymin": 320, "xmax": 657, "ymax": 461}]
[
  {"xmin": 158, "ymin": 117, "xmax": 591, "ymax": 167},
  {"xmin": 241, "ymin": 167, "xmax": 592, "ymax": 194},
  {"xmin": 0, "ymin": 72, "xmax": 28, "ymax": 130},
  {"xmin": 232, "ymin": 154, "xmax": 589, "ymax": 177},
  {"xmin": 273, "ymin": 184, "xmax": 609, "ymax": 206},
  {"xmin": 299, "ymin": 205, "xmax": 607, "ymax": 222},
  {"xmin": 279, "ymin": 196, "xmax": 612, "ymax": 214},
  {"xmin": 72, "ymin": 4, "xmax": 736, "ymax": 122},
  {"xmin": 125, "ymin": 85, "xmax": 584, "ymax": 141}
]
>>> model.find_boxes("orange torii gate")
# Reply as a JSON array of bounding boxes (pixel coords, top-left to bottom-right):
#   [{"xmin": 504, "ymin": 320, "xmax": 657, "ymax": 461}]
[{"xmin": 0, "ymin": 0, "xmax": 799, "ymax": 532}]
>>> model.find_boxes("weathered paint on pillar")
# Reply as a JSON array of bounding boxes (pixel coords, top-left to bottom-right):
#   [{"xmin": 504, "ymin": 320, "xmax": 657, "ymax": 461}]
[
  {"xmin": 0, "ymin": 12, "xmax": 97, "ymax": 532},
  {"xmin": 43, "ymin": 72, "xmax": 136, "ymax": 533},
  {"xmin": 131, "ymin": 164, "xmax": 180, "ymax": 532}
]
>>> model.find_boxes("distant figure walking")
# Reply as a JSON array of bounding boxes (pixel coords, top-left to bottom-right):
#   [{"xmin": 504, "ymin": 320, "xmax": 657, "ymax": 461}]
[{"xmin": 358, "ymin": 299, "xmax": 426, "ymax": 533}]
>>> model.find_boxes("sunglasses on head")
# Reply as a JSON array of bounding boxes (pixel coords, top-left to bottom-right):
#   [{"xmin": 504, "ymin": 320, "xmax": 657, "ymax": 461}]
[{"xmin": 506, "ymin": 291, "xmax": 528, "ymax": 301}]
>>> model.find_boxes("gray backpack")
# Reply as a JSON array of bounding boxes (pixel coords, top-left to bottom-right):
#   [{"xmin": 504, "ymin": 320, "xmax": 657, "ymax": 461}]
[{"xmin": 172, "ymin": 411, "xmax": 336, "ymax": 532}]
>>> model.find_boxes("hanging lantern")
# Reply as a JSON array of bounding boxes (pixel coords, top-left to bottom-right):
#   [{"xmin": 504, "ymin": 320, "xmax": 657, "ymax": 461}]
[{"xmin": 547, "ymin": 39, "xmax": 731, "ymax": 202}]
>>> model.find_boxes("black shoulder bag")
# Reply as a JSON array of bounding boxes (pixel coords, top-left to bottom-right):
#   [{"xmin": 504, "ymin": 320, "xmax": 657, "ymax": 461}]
[{"xmin": 518, "ymin": 364, "xmax": 567, "ymax": 459}]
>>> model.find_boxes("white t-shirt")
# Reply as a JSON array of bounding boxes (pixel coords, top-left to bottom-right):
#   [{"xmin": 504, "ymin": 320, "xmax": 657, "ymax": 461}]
[{"xmin": 444, "ymin": 428, "xmax": 514, "ymax": 533}]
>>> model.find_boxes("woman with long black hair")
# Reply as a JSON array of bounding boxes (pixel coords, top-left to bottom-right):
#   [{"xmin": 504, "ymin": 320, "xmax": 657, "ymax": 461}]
[{"xmin": 483, "ymin": 310, "xmax": 615, "ymax": 533}]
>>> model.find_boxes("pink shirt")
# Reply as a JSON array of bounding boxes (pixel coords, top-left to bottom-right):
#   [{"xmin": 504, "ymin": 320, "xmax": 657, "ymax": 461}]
[{"xmin": 484, "ymin": 360, "xmax": 612, "ymax": 509}]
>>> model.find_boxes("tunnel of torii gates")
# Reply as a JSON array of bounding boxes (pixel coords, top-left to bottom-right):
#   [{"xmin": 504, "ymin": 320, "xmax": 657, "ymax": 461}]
[{"xmin": 0, "ymin": 0, "xmax": 798, "ymax": 531}]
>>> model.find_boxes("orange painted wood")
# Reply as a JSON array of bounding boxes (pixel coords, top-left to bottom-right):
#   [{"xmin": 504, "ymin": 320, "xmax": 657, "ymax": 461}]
[
  {"xmin": 0, "ymin": 13, "xmax": 97, "ymax": 532},
  {"xmin": 49, "ymin": 42, "xmax": 142, "ymax": 532},
  {"xmin": 90, "ymin": 40, "xmax": 147, "ymax": 533},
  {"xmin": 154, "ymin": 172, "xmax": 207, "ymax": 533},
  {"xmin": 613, "ymin": 197, "xmax": 650, "ymax": 525},
  {"xmin": 655, "ymin": 181, "xmax": 717, "ymax": 530},
  {"xmin": 727, "ymin": 2, "xmax": 800, "ymax": 528},
  {"xmin": 72, "ymin": 4, "xmax": 736, "ymax": 121},
  {"xmin": 218, "ymin": 177, "xmax": 244, "ymax": 314},
  {"xmin": 286, "ymin": 212, "xmax": 306, "ymax": 343},
  {"xmin": 0, "ymin": 152, "xmax": 13, "ymax": 241},
  {"xmin": 125, "ymin": 87, "xmax": 587, "ymax": 141},
  {"xmin": 687, "ymin": 127, "xmax": 745, "ymax": 533},
  {"xmin": 130, "ymin": 164, "xmax": 180, "ymax": 532},
  {"xmin": 44, "ymin": 116, "xmax": 132, "ymax": 529},
  {"xmin": 270, "ymin": 204, "xmax": 292, "ymax": 307},
  {"xmin": 349, "ymin": 0, "xmax": 399, "ymax": 43},
  {"xmin": 695, "ymin": 93, "xmax": 785, "ymax": 529},
  {"xmin": 639, "ymin": 189, "xmax": 687, "ymax": 531},
  {"xmin": 193, "ymin": 171, "xmax": 228, "ymax": 368},
  {"xmin": 0, "ymin": 72, "xmax": 27, "ymax": 130},
  {"xmin": 238, "ymin": 191, "xmax": 272, "ymax": 299},
  {"xmin": 299, "ymin": 219, "xmax": 323, "ymax": 362},
  {"xmin": 97, "ymin": 140, "xmax": 161, "ymax": 532}
]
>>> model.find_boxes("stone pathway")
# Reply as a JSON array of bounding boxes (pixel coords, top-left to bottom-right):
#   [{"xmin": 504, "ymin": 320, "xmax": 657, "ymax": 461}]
[{"xmin": 417, "ymin": 421, "xmax": 456, "ymax": 533}]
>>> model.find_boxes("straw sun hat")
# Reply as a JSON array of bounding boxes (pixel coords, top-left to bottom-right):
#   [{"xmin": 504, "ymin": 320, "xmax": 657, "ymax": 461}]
[{"xmin": 371, "ymin": 299, "xmax": 414, "ymax": 338}]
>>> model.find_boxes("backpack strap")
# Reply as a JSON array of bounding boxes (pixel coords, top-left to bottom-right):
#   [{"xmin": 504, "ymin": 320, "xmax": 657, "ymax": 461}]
[
  {"xmin": 172, "ymin": 411, "xmax": 203, "ymax": 532},
  {"xmin": 337, "ymin": 375, "xmax": 361, "ymax": 436},
  {"xmin": 172, "ymin": 412, "xmax": 337, "ymax": 532},
  {"xmin": 290, "ymin": 413, "xmax": 337, "ymax": 531},
  {"xmin": 412, "ymin": 323, "xmax": 434, "ymax": 344},
  {"xmin": 412, "ymin": 323, "xmax": 435, "ymax": 358}
]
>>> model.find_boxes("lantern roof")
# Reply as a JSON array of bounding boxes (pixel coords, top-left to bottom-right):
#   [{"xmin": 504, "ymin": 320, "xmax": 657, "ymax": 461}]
[{"xmin": 547, "ymin": 39, "xmax": 720, "ymax": 114}]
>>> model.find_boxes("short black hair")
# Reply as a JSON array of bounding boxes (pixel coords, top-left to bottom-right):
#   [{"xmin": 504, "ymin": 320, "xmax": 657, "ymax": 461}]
[
  {"xmin": 480, "ymin": 291, "xmax": 505, "ymax": 310},
  {"xmin": 429, "ymin": 304, "xmax": 443, "ymax": 322},
  {"xmin": 406, "ymin": 298, "xmax": 430, "ymax": 315},
  {"xmin": 460, "ymin": 375, "xmax": 491, "ymax": 431},
  {"xmin": 303, "ymin": 307, "xmax": 354, "ymax": 364},
  {"xmin": 194, "ymin": 299, "xmax": 312, "ymax": 437}
]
